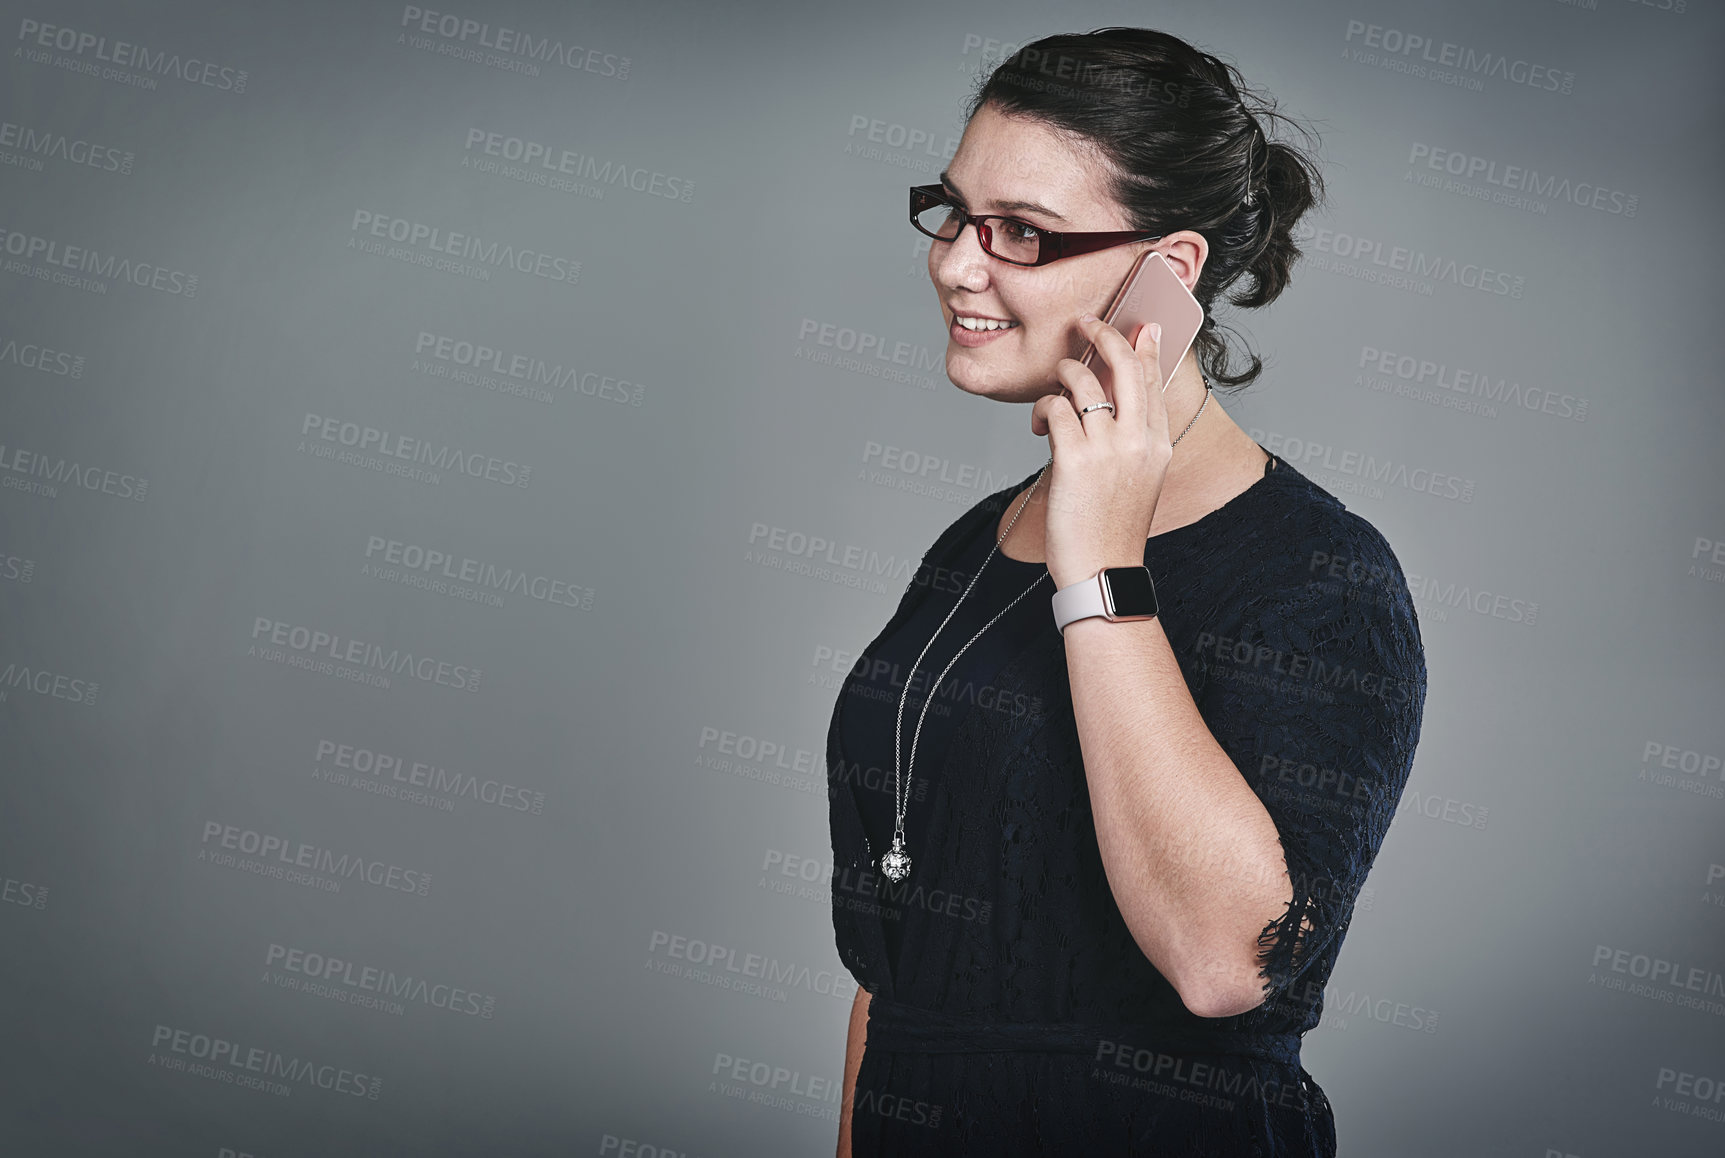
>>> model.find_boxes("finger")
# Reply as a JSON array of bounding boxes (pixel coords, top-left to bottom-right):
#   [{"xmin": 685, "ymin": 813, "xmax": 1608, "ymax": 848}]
[
  {"xmin": 1031, "ymin": 392, "xmax": 1050, "ymax": 436},
  {"xmin": 1057, "ymin": 321, "xmax": 1109, "ymax": 421},
  {"xmin": 1053, "ymin": 361, "xmax": 1108, "ymax": 432},
  {"xmin": 1031, "ymin": 389, "xmax": 1065, "ymax": 436},
  {"xmin": 1079, "ymin": 314, "xmax": 1148, "ymax": 432},
  {"xmin": 1037, "ymin": 387, "xmax": 1085, "ymax": 455},
  {"xmin": 1132, "ymin": 321, "xmax": 1170, "ymax": 443}
]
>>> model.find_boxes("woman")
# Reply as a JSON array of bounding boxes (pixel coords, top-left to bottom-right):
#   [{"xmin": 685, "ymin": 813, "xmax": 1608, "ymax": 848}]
[{"xmin": 826, "ymin": 28, "xmax": 1427, "ymax": 1158}]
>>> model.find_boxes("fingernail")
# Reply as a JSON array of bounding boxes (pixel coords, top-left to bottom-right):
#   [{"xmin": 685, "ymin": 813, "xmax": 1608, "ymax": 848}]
[
  {"xmin": 1149, "ymin": 322, "xmax": 1162, "ymax": 342},
  {"xmin": 1080, "ymin": 312, "xmax": 1098, "ymax": 323}
]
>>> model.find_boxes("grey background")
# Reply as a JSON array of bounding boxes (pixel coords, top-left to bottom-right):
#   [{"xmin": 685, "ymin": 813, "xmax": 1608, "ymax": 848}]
[{"xmin": 2, "ymin": 0, "xmax": 1722, "ymax": 1155}]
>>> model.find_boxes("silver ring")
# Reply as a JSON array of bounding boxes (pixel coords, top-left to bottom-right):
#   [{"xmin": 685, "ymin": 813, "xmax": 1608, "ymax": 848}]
[{"xmin": 1078, "ymin": 402, "xmax": 1115, "ymax": 418}]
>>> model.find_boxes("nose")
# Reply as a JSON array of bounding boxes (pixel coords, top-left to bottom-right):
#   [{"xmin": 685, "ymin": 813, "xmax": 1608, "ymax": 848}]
[{"xmin": 932, "ymin": 219, "xmax": 992, "ymax": 289}]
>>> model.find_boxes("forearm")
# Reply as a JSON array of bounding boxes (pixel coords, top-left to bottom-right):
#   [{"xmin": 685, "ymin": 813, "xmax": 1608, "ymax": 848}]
[
  {"xmin": 1062, "ymin": 613, "xmax": 1292, "ymax": 1016},
  {"xmin": 836, "ymin": 985, "xmax": 871, "ymax": 1157}
]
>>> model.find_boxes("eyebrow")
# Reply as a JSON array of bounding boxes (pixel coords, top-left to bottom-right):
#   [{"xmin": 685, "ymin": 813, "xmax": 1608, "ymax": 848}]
[{"xmin": 938, "ymin": 170, "xmax": 1069, "ymax": 224}]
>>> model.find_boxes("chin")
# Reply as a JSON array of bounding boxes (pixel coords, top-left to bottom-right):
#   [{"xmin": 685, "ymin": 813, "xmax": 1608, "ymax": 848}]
[
  {"xmin": 945, "ymin": 352, "xmax": 1055, "ymax": 404},
  {"xmin": 945, "ymin": 354, "xmax": 1014, "ymax": 400}
]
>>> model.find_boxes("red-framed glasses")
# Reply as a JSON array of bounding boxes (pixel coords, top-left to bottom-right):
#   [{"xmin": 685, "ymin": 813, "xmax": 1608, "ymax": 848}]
[{"xmin": 910, "ymin": 184, "xmax": 1165, "ymax": 267}]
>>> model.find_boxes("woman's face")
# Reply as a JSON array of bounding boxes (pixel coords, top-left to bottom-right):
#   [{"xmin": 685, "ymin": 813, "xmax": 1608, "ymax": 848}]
[{"xmin": 929, "ymin": 102, "xmax": 1163, "ymax": 404}]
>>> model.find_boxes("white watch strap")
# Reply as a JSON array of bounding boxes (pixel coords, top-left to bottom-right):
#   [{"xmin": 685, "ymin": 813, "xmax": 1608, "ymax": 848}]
[{"xmin": 1051, "ymin": 571, "xmax": 1109, "ymax": 636}]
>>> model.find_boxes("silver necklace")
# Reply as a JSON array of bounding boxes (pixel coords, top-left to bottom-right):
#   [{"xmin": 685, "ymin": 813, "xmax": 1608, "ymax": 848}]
[{"xmin": 878, "ymin": 381, "xmax": 1212, "ymax": 882}]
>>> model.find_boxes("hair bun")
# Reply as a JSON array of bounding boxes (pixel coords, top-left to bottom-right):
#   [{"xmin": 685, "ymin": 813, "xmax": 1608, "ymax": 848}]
[{"xmin": 967, "ymin": 28, "xmax": 1328, "ymax": 389}]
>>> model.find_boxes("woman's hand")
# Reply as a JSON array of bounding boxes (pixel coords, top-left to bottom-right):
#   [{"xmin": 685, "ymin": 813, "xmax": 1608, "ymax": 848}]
[{"xmin": 1030, "ymin": 315, "xmax": 1174, "ymax": 590}]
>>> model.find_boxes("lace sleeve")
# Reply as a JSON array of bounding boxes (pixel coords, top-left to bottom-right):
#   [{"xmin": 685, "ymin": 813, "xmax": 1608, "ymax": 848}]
[{"xmin": 1191, "ymin": 512, "xmax": 1428, "ymax": 1001}]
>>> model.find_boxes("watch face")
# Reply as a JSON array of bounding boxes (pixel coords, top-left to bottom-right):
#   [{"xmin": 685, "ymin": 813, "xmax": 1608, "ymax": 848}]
[{"xmin": 1102, "ymin": 566, "xmax": 1158, "ymax": 617}]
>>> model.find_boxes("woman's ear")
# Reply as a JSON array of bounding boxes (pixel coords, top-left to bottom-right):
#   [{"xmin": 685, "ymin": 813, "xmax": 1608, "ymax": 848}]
[{"xmin": 1156, "ymin": 230, "xmax": 1209, "ymax": 292}]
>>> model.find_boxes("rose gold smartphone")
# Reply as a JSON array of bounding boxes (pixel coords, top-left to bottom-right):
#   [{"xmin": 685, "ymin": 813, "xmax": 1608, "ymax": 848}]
[{"xmin": 1078, "ymin": 250, "xmax": 1205, "ymax": 398}]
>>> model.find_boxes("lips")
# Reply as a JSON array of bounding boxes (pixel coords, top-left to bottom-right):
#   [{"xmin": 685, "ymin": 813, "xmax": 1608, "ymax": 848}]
[
  {"xmin": 951, "ymin": 312, "xmax": 1019, "ymax": 332},
  {"xmin": 948, "ymin": 314, "xmax": 1018, "ymax": 347}
]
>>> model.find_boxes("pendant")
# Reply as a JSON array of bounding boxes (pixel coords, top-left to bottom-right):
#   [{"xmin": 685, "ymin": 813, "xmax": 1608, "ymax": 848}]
[{"xmin": 880, "ymin": 838, "xmax": 911, "ymax": 883}]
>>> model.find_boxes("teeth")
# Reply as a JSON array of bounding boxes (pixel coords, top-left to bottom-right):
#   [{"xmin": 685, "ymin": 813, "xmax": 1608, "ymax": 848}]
[{"xmin": 956, "ymin": 316, "xmax": 1018, "ymax": 331}]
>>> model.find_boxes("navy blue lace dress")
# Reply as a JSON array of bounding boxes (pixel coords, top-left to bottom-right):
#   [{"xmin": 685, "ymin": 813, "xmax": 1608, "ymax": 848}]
[{"xmin": 826, "ymin": 451, "xmax": 1427, "ymax": 1156}]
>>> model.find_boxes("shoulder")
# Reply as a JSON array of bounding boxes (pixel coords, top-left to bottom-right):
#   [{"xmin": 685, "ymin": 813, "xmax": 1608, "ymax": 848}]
[
  {"xmin": 1228, "ymin": 462, "xmax": 1426, "ymax": 680},
  {"xmin": 1252, "ymin": 460, "xmax": 1416, "ymax": 607},
  {"xmin": 1198, "ymin": 465, "xmax": 1429, "ymax": 740}
]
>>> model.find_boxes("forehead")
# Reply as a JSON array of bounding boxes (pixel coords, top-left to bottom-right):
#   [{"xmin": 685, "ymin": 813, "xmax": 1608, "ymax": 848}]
[{"xmin": 944, "ymin": 103, "xmax": 1124, "ymax": 228}]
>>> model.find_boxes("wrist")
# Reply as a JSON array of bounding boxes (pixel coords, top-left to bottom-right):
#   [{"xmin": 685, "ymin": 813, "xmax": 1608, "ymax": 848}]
[
  {"xmin": 1050, "ymin": 558, "xmax": 1146, "ymax": 591},
  {"xmin": 1050, "ymin": 562, "xmax": 1160, "ymax": 635}
]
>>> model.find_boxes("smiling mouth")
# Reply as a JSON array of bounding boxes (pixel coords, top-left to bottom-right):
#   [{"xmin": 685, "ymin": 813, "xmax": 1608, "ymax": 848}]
[{"xmin": 953, "ymin": 316, "xmax": 1019, "ymax": 331}]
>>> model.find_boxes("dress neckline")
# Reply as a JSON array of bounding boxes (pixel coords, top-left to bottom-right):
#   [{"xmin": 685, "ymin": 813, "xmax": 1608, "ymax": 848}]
[{"xmin": 989, "ymin": 447, "xmax": 1286, "ymax": 566}]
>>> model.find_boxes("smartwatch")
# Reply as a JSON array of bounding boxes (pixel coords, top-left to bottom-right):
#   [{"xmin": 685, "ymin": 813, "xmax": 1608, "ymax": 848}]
[{"xmin": 1051, "ymin": 566, "xmax": 1159, "ymax": 635}]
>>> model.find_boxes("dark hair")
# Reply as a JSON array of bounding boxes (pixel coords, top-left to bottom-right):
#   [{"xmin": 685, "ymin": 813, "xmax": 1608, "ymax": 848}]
[{"xmin": 965, "ymin": 28, "xmax": 1325, "ymax": 392}]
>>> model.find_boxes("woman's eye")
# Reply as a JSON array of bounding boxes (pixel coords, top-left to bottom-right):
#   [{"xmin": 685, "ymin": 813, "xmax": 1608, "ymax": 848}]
[{"xmin": 1000, "ymin": 220, "xmax": 1040, "ymax": 242}]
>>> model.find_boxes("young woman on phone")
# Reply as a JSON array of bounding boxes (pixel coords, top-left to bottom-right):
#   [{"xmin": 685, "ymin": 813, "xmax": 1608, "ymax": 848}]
[{"xmin": 826, "ymin": 28, "xmax": 1427, "ymax": 1157}]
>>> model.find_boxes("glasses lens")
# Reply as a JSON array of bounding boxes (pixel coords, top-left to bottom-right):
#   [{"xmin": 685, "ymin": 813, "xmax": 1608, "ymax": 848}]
[
  {"xmin": 979, "ymin": 217, "xmax": 1041, "ymax": 264},
  {"xmin": 913, "ymin": 197, "xmax": 963, "ymax": 241},
  {"xmin": 912, "ymin": 192, "xmax": 1043, "ymax": 264}
]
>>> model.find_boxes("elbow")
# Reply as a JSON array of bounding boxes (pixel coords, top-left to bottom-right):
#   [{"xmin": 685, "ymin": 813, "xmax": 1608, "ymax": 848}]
[
  {"xmin": 1178, "ymin": 976, "xmax": 1269, "ymax": 1020},
  {"xmin": 1177, "ymin": 973, "xmax": 1269, "ymax": 1020},
  {"xmin": 1170, "ymin": 954, "xmax": 1271, "ymax": 1020},
  {"xmin": 1123, "ymin": 914, "xmax": 1279, "ymax": 1019}
]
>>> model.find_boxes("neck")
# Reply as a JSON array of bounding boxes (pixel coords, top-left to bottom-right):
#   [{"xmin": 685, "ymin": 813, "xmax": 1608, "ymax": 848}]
[{"xmin": 1160, "ymin": 356, "xmax": 1211, "ymax": 452}]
